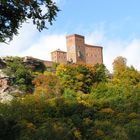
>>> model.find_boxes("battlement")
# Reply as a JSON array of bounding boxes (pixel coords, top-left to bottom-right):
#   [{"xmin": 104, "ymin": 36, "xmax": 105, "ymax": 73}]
[{"xmin": 66, "ymin": 34, "xmax": 84, "ymax": 39}]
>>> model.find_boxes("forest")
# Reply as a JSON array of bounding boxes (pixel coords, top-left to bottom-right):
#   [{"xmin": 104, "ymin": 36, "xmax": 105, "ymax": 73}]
[{"xmin": 0, "ymin": 56, "xmax": 140, "ymax": 140}]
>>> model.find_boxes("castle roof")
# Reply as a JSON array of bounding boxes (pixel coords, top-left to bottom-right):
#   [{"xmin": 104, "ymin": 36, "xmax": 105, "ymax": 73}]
[
  {"xmin": 85, "ymin": 44, "xmax": 103, "ymax": 49},
  {"xmin": 66, "ymin": 34, "xmax": 84, "ymax": 39},
  {"xmin": 51, "ymin": 49, "xmax": 67, "ymax": 53}
]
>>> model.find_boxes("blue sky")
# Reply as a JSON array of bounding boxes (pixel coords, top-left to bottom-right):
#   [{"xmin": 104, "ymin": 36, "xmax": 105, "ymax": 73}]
[
  {"xmin": 52, "ymin": 0, "xmax": 140, "ymax": 37},
  {"xmin": 0, "ymin": 0, "xmax": 140, "ymax": 71}
]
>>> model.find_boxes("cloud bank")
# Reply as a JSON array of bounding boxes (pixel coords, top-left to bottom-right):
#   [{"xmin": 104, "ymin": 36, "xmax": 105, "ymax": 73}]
[
  {"xmin": 0, "ymin": 23, "xmax": 140, "ymax": 72},
  {"xmin": 85, "ymin": 31, "xmax": 140, "ymax": 71}
]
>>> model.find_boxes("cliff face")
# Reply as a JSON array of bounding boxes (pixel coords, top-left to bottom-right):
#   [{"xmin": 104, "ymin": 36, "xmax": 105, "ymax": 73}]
[
  {"xmin": 0, "ymin": 76, "xmax": 10, "ymax": 92},
  {"xmin": 0, "ymin": 70, "xmax": 13, "ymax": 103},
  {"xmin": 23, "ymin": 56, "xmax": 46, "ymax": 72},
  {"xmin": 0, "ymin": 56, "xmax": 47, "ymax": 103},
  {"xmin": 0, "ymin": 58, "xmax": 9, "ymax": 95}
]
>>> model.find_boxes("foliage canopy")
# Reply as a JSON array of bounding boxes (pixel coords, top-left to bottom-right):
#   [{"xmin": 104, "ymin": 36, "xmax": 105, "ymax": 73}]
[
  {"xmin": 0, "ymin": 56, "xmax": 140, "ymax": 139},
  {"xmin": 3, "ymin": 56, "xmax": 34, "ymax": 92},
  {"xmin": 0, "ymin": 0, "xmax": 59, "ymax": 42}
]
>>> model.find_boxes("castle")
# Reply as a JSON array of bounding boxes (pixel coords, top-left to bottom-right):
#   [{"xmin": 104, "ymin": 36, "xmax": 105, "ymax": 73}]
[
  {"xmin": 51, "ymin": 34, "xmax": 103, "ymax": 65},
  {"xmin": 20, "ymin": 34, "xmax": 103, "ymax": 67}
]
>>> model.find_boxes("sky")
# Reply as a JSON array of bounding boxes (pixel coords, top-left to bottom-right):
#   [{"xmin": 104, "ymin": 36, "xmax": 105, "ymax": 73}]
[{"xmin": 0, "ymin": 0, "xmax": 140, "ymax": 71}]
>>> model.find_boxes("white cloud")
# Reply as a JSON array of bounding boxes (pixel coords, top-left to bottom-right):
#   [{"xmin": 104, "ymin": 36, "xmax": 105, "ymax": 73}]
[
  {"xmin": 21, "ymin": 34, "xmax": 66, "ymax": 61},
  {"xmin": 0, "ymin": 22, "xmax": 38, "ymax": 57},
  {"xmin": 1, "ymin": 22, "xmax": 140, "ymax": 72},
  {"xmin": 0, "ymin": 22, "xmax": 66, "ymax": 61},
  {"xmin": 86, "ymin": 31, "xmax": 140, "ymax": 71},
  {"xmin": 104, "ymin": 39, "xmax": 140, "ymax": 71},
  {"xmin": 121, "ymin": 39, "xmax": 140, "ymax": 69},
  {"xmin": 85, "ymin": 30, "xmax": 106, "ymax": 45}
]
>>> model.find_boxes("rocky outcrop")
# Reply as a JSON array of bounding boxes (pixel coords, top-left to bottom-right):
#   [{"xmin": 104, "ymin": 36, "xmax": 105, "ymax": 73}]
[
  {"xmin": 0, "ymin": 56, "xmax": 47, "ymax": 103},
  {"xmin": 0, "ymin": 70, "xmax": 13, "ymax": 103},
  {"xmin": 0, "ymin": 92, "xmax": 13, "ymax": 103},
  {"xmin": 0, "ymin": 58, "xmax": 6, "ymax": 69},
  {"xmin": 0, "ymin": 77, "xmax": 10, "ymax": 92},
  {"xmin": 23, "ymin": 56, "xmax": 46, "ymax": 72},
  {"xmin": 0, "ymin": 70, "xmax": 24, "ymax": 103}
]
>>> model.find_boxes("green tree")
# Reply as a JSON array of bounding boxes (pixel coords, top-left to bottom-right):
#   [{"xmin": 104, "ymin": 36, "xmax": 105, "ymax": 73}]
[
  {"xmin": 3, "ymin": 56, "xmax": 33, "ymax": 92},
  {"xmin": 56, "ymin": 64, "xmax": 96, "ymax": 93},
  {"xmin": 112, "ymin": 56, "xmax": 140, "ymax": 86},
  {"xmin": 93, "ymin": 63, "xmax": 108, "ymax": 83},
  {"xmin": 122, "ymin": 66, "xmax": 140, "ymax": 86},
  {"xmin": 0, "ymin": 0, "xmax": 59, "ymax": 42},
  {"xmin": 112, "ymin": 56, "xmax": 127, "ymax": 79}
]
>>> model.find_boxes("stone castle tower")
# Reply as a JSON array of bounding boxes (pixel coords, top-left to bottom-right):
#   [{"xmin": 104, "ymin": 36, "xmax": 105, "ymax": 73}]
[
  {"xmin": 51, "ymin": 34, "xmax": 103, "ymax": 65},
  {"xmin": 66, "ymin": 34, "xmax": 86, "ymax": 64},
  {"xmin": 51, "ymin": 49, "xmax": 67, "ymax": 64}
]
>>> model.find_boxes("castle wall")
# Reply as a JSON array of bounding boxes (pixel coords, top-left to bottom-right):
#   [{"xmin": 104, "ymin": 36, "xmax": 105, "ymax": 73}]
[
  {"xmin": 43, "ymin": 60, "xmax": 54, "ymax": 67},
  {"xmin": 66, "ymin": 34, "xmax": 86, "ymax": 63},
  {"xmin": 51, "ymin": 34, "xmax": 103, "ymax": 66},
  {"xmin": 51, "ymin": 49, "xmax": 67, "ymax": 64},
  {"xmin": 66, "ymin": 35, "xmax": 77, "ymax": 63},
  {"xmin": 85, "ymin": 44, "xmax": 103, "ymax": 65}
]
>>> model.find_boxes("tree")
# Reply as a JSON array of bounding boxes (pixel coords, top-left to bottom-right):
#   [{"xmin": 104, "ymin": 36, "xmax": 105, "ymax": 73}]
[
  {"xmin": 112, "ymin": 56, "xmax": 127, "ymax": 78},
  {"xmin": 93, "ymin": 64, "xmax": 108, "ymax": 83},
  {"xmin": 56, "ymin": 64, "xmax": 96, "ymax": 93},
  {"xmin": 3, "ymin": 56, "xmax": 33, "ymax": 92},
  {"xmin": 33, "ymin": 72, "xmax": 62, "ymax": 98},
  {"xmin": 112, "ymin": 56, "xmax": 140, "ymax": 86},
  {"xmin": 0, "ymin": 0, "xmax": 59, "ymax": 42}
]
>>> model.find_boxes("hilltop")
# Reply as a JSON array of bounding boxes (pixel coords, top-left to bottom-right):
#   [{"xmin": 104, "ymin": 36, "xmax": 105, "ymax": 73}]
[{"xmin": 0, "ymin": 56, "xmax": 140, "ymax": 139}]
